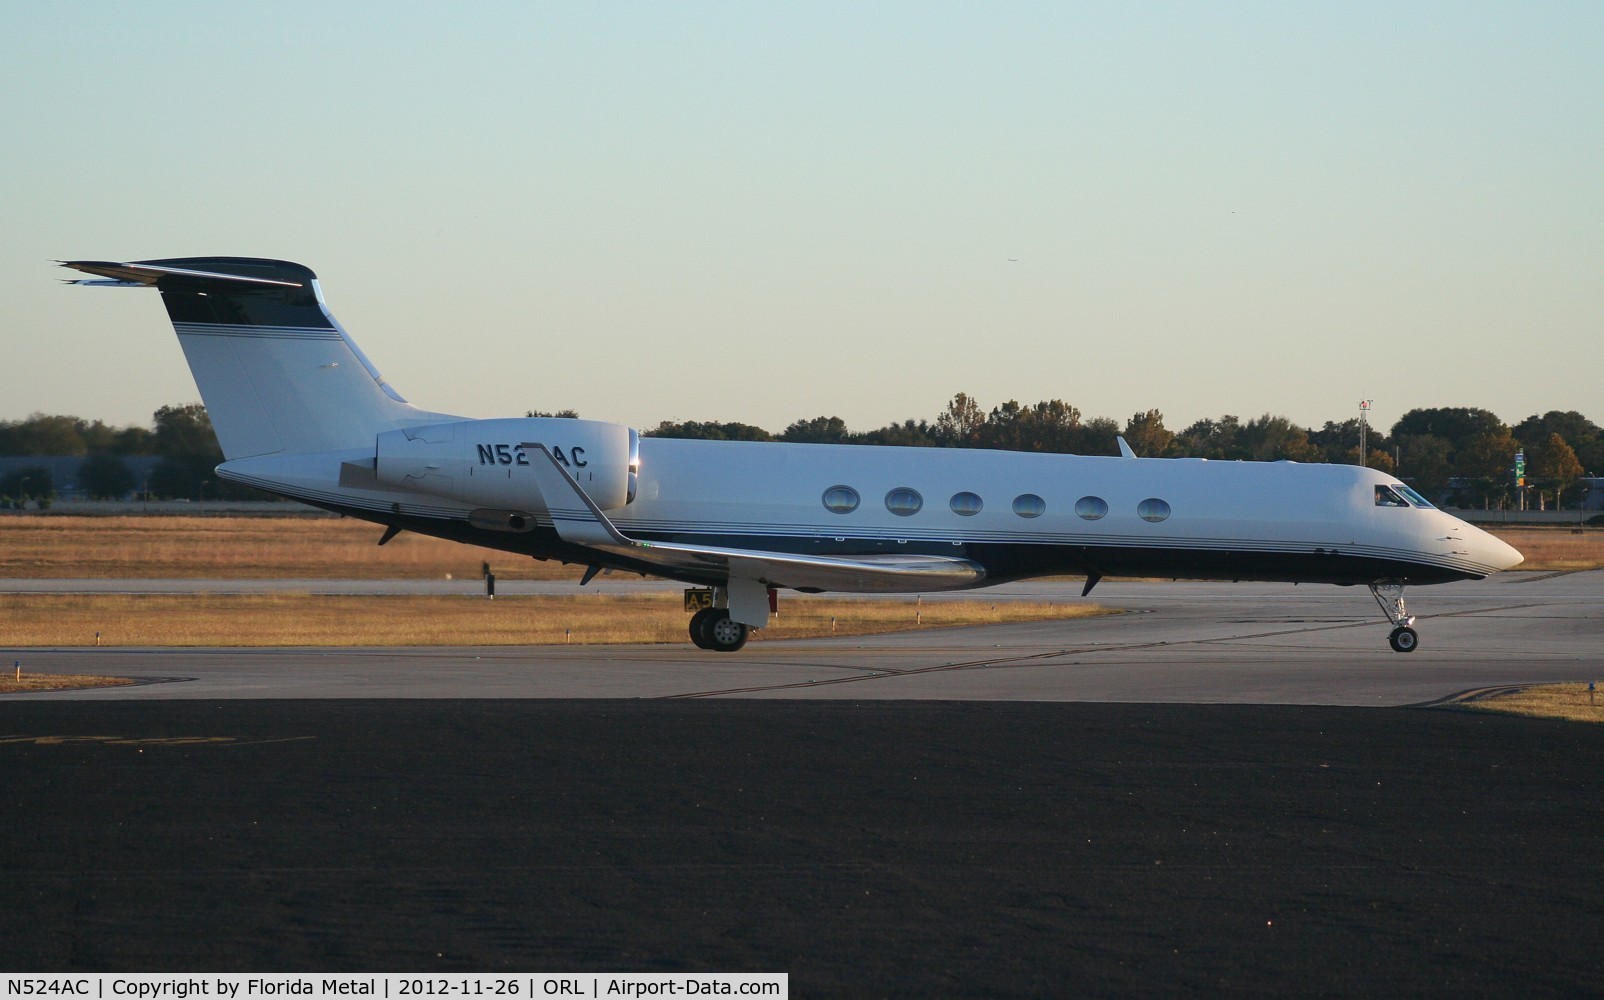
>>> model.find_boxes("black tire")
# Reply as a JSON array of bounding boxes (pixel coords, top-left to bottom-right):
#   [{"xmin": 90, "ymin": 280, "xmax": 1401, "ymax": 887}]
[
  {"xmin": 1389, "ymin": 626, "xmax": 1419, "ymax": 653},
  {"xmin": 704, "ymin": 611, "xmax": 750, "ymax": 653},
  {"xmin": 688, "ymin": 608, "xmax": 717, "ymax": 649}
]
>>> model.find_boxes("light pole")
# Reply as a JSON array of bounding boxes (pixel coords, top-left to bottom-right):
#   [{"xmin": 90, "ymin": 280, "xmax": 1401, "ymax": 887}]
[{"xmin": 1358, "ymin": 400, "xmax": 1373, "ymax": 467}]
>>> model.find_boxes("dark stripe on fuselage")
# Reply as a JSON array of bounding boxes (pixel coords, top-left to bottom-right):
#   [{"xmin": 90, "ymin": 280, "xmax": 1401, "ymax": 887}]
[{"xmin": 296, "ymin": 497, "xmax": 1477, "ymax": 589}]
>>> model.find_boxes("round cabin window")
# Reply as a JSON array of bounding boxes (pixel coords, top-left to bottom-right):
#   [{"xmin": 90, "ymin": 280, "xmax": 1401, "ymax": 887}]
[
  {"xmin": 1138, "ymin": 498, "xmax": 1171, "ymax": 522},
  {"xmin": 949, "ymin": 491, "xmax": 983, "ymax": 516},
  {"xmin": 822, "ymin": 485, "xmax": 860, "ymax": 514},
  {"xmin": 885, "ymin": 487, "xmax": 924, "ymax": 517},
  {"xmin": 1012, "ymin": 493, "xmax": 1046, "ymax": 518}
]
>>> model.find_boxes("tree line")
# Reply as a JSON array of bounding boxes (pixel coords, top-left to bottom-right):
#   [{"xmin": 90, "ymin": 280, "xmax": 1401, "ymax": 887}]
[
  {"xmin": 637, "ymin": 396, "xmax": 1599, "ymax": 509},
  {"xmin": 0, "ymin": 405, "xmax": 262, "ymax": 504},
  {"xmin": 2, "ymin": 398, "xmax": 1597, "ymax": 508}
]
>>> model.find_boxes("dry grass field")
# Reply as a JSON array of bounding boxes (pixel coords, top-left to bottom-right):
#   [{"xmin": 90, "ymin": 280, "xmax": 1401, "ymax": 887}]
[
  {"xmin": 1470, "ymin": 683, "xmax": 1604, "ymax": 725},
  {"xmin": 1491, "ymin": 527, "xmax": 1604, "ymax": 572},
  {"xmin": 0, "ymin": 672, "xmax": 134, "ymax": 694},
  {"xmin": 0, "ymin": 592, "xmax": 1104, "ymax": 648},
  {"xmin": 0, "ymin": 515, "xmax": 578, "ymax": 579},
  {"xmin": 1, "ymin": 516, "xmax": 1598, "ymax": 579}
]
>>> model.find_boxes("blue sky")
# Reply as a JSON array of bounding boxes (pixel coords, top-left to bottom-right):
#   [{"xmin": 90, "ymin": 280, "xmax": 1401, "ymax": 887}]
[{"xmin": 4, "ymin": 1, "xmax": 1600, "ymax": 437}]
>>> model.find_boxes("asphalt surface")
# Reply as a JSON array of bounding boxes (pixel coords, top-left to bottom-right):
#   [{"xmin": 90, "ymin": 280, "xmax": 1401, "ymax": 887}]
[
  {"xmin": 4, "ymin": 572, "xmax": 1602, "ymax": 995},
  {"xmin": 4, "ymin": 700, "xmax": 1602, "ymax": 995}
]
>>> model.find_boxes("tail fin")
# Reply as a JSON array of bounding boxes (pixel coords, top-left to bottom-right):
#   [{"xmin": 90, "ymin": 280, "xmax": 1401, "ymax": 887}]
[{"xmin": 62, "ymin": 257, "xmax": 446, "ymax": 459}]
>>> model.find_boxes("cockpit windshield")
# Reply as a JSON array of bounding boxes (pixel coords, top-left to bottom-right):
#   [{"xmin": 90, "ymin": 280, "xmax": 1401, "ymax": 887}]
[
  {"xmin": 1394, "ymin": 484, "xmax": 1434, "ymax": 509},
  {"xmin": 1375, "ymin": 484, "xmax": 1434, "ymax": 509}
]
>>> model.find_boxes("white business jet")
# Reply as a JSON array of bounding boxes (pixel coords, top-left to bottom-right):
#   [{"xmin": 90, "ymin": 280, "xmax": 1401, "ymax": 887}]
[{"xmin": 62, "ymin": 257, "xmax": 1522, "ymax": 652}]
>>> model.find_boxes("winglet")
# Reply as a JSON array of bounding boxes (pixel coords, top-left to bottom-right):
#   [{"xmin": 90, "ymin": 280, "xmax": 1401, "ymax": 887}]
[
  {"xmin": 521, "ymin": 443, "xmax": 637, "ymax": 550},
  {"xmin": 1117, "ymin": 436, "xmax": 1137, "ymax": 458}
]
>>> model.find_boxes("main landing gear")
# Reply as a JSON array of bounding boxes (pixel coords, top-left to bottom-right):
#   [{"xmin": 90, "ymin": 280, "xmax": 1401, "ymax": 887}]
[
  {"xmin": 686, "ymin": 583, "xmax": 769, "ymax": 653},
  {"xmin": 1369, "ymin": 580, "xmax": 1419, "ymax": 653},
  {"xmin": 689, "ymin": 606, "xmax": 750, "ymax": 653}
]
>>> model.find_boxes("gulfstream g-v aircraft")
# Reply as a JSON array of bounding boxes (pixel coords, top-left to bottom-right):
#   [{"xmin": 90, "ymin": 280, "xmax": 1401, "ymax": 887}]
[{"xmin": 62, "ymin": 257, "xmax": 1523, "ymax": 653}]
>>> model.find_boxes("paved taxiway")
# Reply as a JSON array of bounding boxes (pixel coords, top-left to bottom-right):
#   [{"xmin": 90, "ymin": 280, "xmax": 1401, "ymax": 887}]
[
  {"xmin": 9, "ymin": 571, "xmax": 1600, "ymax": 704},
  {"xmin": 5, "ymin": 572, "xmax": 1600, "ymax": 994}
]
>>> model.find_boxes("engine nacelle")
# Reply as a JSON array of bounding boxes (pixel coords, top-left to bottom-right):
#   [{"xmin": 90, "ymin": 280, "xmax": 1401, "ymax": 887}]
[{"xmin": 373, "ymin": 417, "xmax": 639, "ymax": 513}]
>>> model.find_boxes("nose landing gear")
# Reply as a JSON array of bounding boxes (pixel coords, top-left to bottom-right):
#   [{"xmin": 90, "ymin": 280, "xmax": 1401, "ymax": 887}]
[
  {"xmin": 1388, "ymin": 624, "xmax": 1419, "ymax": 653},
  {"xmin": 1369, "ymin": 580, "xmax": 1419, "ymax": 653}
]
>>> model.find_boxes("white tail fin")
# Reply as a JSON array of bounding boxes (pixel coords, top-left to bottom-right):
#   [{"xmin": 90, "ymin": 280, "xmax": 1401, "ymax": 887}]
[{"xmin": 62, "ymin": 257, "xmax": 448, "ymax": 459}]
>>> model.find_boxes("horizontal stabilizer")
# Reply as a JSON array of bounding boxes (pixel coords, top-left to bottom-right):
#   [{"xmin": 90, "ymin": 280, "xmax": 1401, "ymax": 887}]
[{"xmin": 59, "ymin": 259, "xmax": 306, "ymax": 288}]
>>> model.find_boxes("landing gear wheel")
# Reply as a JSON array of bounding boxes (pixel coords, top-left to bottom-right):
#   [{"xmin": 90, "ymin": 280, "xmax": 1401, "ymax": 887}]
[
  {"xmin": 688, "ymin": 608, "xmax": 718, "ymax": 649},
  {"xmin": 1370, "ymin": 580, "xmax": 1420, "ymax": 654},
  {"xmin": 704, "ymin": 611, "xmax": 750, "ymax": 653},
  {"xmin": 1389, "ymin": 626, "xmax": 1419, "ymax": 653}
]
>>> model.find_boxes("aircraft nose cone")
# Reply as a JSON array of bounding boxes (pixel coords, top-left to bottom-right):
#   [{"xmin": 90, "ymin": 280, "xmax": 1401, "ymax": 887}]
[{"xmin": 1476, "ymin": 529, "xmax": 1524, "ymax": 572}]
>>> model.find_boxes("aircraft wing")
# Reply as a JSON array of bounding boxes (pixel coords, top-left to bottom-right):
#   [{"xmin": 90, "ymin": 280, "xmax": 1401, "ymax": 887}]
[{"xmin": 521, "ymin": 443, "xmax": 986, "ymax": 600}]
